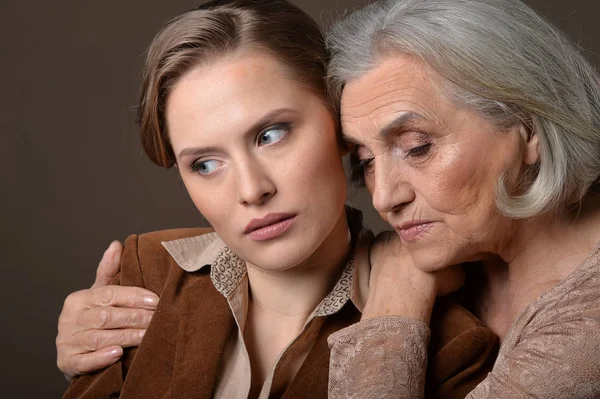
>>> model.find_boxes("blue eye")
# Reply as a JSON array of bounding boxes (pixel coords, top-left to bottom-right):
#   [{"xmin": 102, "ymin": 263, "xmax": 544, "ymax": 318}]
[
  {"xmin": 191, "ymin": 159, "xmax": 221, "ymax": 175},
  {"xmin": 258, "ymin": 124, "xmax": 289, "ymax": 146}
]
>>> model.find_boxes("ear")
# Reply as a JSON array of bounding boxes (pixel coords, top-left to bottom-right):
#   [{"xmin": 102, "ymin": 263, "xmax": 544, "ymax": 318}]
[{"xmin": 520, "ymin": 124, "xmax": 540, "ymax": 165}]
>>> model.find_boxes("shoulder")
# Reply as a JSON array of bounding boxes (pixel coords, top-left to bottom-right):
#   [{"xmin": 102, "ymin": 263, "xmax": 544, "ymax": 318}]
[
  {"xmin": 533, "ymin": 247, "xmax": 600, "ymax": 328},
  {"xmin": 136, "ymin": 227, "xmax": 215, "ymax": 244},
  {"xmin": 120, "ymin": 227, "xmax": 215, "ymax": 293},
  {"xmin": 486, "ymin": 252, "xmax": 600, "ymax": 395}
]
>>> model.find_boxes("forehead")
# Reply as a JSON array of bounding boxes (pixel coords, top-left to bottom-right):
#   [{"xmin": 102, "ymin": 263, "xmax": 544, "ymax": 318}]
[
  {"xmin": 340, "ymin": 54, "xmax": 444, "ymax": 133},
  {"xmin": 165, "ymin": 50, "xmax": 315, "ymax": 146}
]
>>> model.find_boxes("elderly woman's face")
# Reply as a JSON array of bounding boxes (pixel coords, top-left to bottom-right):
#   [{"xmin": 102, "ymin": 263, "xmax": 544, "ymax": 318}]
[{"xmin": 341, "ymin": 54, "xmax": 538, "ymax": 271}]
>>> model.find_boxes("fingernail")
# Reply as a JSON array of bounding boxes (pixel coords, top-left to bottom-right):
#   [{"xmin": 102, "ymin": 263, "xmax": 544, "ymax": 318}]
[
  {"xmin": 143, "ymin": 295, "xmax": 158, "ymax": 307},
  {"xmin": 108, "ymin": 347, "xmax": 121, "ymax": 357},
  {"xmin": 107, "ymin": 241, "xmax": 119, "ymax": 252}
]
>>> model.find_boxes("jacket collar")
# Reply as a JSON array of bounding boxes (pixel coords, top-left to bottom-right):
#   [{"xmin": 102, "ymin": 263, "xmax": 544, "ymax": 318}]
[{"xmin": 161, "ymin": 208, "xmax": 372, "ymax": 313}]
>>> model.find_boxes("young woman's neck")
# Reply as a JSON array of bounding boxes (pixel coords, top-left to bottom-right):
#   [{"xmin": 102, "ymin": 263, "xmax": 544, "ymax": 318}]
[
  {"xmin": 243, "ymin": 208, "xmax": 351, "ymax": 397},
  {"xmin": 246, "ymin": 207, "xmax": 351, "ymax": 324},
  {"xmin": 479, "ymin": 194, "xmax": 600, "ymax": 340}
]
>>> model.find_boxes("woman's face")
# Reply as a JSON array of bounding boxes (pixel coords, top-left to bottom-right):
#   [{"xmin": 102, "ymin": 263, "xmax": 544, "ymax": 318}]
[
  {"xmin": 166, "ymin": 51, "xmax": 348, "ymax": 271},
  {"xmin": 341, "ymin": 54, "xmax": 538, "ymax": 271}
]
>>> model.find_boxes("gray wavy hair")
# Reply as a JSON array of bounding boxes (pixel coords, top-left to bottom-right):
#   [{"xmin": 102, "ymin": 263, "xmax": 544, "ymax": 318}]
[{"xmin": 326, "ymin": 0, "xmax": 600, "ymax": 218}]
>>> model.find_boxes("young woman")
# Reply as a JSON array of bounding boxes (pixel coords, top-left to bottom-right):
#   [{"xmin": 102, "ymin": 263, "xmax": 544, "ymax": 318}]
[{"xmin": 60, "ymin": 1, "xmax": 496, "ymax": 398}]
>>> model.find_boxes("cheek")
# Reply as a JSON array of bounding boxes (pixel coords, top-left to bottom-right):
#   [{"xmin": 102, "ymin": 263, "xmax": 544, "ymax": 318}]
[
  {"xmin": 428, "ymin": 139, "xmax": 503, "ymax": 211},
  {"xmin": 284, "ymin": 129, "xmax": 347, "ymax": 200},
  {"xmin": 424, "ymin": 142, "xmax": 515, "ymax": 241},
  {"xmin": 181, "ymin": 177, "xmax": 229, "ymax": 229},
  {"xmin": 430, "ymin": 160, "xmax": 490, "ymax": 215},
  {"xmin": 312, "ymin": 141, "xmax": 347, "ymax": 201}
]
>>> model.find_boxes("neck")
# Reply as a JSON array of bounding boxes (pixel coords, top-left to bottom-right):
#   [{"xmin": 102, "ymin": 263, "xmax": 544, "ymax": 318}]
[
  {"xmin": 477, "ymin": 195, "xmax": 600, "ymax": 339},
  {"xmin": 246, "ymin": 207, "xmax": 351, "ymax": 323}
]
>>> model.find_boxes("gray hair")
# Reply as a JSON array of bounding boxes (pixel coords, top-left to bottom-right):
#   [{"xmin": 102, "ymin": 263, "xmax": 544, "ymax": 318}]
[{"xmin": 326, "ymin": 0, "xmax": 600, "ymax": 218}]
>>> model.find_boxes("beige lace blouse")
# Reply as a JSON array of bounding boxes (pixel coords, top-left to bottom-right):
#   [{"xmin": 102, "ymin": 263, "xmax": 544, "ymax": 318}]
[{"xmin": 328, "ymin": 243, "xmax": 600, "ymax": 398}]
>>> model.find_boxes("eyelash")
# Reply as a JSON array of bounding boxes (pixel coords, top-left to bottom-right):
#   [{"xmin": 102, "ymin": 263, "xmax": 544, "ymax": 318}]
[
  {"xmin": 190, "ymin": 159, "xmax": 221, "ymax": 176},
  {"xmin": 349, "ymin": 153, "xmax": 373, "ymax": 186},
  {"xmin": 407, "ymin": 143, "xmax": 432, "ymax": 157},
  {"xmin": 257, "ymin": 123, "xmax": 291, "ymax": 146},
  {"xmin": 349, "ymin": 142, "xmax": 432, "ymax": 185}
]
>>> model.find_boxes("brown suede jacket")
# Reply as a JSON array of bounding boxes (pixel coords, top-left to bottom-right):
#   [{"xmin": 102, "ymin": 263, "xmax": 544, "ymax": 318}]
[{"xmin": 64, "ymin": 228, "xmax": 498, "ymax": 399}]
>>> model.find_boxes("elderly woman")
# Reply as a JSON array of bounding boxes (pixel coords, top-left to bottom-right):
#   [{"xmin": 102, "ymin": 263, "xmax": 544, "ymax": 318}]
[{"xmin": 326, "ymin": 0, "xmax": 600, "ymax": 397}]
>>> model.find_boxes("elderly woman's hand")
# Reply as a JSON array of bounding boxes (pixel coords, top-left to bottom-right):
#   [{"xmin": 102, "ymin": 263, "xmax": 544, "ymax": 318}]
[
  {"xmin": 56, "ymin": 241, "xmax": 158, "ymax": 380},
  {"xmin": 362, "ymin": 231, "xmax": 465, "ymax": 323}
]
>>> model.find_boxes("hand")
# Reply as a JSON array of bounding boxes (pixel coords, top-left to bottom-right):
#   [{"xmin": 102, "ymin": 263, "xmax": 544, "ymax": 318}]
[
  {"xmin": 56, "ymin": 241, "xmax": 159, "ymax": 380},
  {"xmin": 362, "ymin": 231, "xmax": 465, "ymax": 323}
]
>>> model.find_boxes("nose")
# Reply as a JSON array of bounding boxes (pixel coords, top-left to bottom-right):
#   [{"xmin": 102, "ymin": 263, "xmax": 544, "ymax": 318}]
[
  {"xmin": 370, "ymin": 155, "xmax": 415, "ymax": 215},
  {"xmin": 236, "ymin": 157, "xmax": 276, "ymax": 206}
]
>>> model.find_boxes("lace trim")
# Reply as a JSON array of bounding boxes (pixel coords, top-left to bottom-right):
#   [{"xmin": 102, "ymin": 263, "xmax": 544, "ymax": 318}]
[
  {"xmin": 314, "ymin": 255, "xmax": 355, "ymax": 317},
  {"xmin": 210, "ymin": 247, "xmax": 247, "ymax": 297}
]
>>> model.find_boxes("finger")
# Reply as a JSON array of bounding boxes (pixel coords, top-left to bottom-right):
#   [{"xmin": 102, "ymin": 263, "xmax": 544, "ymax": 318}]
[
  {"xmin": 79, "ymin": 306, "xmax": 154, "ymax": 330},
  {"xmin": 89, "ymin": 285, "xmax": 159, "ymax": 309},
  {"xmin": 62, "ymin": 346, "xmax": 123, "ymax": 377},
  {"xmin": 76, "ymin": 328, "xmax": 146, "ymax": 352},
  {"xmin": 93, "ymin": 241, "xmax": 123, "ymax": 288}
]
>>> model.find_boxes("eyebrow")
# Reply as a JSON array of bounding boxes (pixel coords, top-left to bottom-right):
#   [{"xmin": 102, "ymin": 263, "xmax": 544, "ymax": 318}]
[
  {"xmin": 177, "ymin": 108, "xmax": 297, "ymax": 160},
  {"xmin": 380, "ymin": 112, "xmax": 426, "ymax": 138},
  {"xmin": 342, "ymin": 111, "xmax": 426, "ymax": 145}
]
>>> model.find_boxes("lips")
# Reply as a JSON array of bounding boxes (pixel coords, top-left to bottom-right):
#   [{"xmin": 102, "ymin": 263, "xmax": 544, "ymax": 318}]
[
  {"xmin": 398, "ymin": 220, "xmax": 433, "ymax": 231},
  {"xmin": 244, "ymin": 213, "xmax": 296, "ymax": 234},
  {"xmin": 393, "ymin": 220, "xmax": 434, "ymax": 243}
]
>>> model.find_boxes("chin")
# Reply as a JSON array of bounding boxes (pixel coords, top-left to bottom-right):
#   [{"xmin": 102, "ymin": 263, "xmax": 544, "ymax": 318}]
[
  {"xmin": 407, "ymin": 246, "xmax": 465, "ymax": 273},
  {"xmin": 243, "ymin": 238, "xmax": 316, "ymax": 272}
]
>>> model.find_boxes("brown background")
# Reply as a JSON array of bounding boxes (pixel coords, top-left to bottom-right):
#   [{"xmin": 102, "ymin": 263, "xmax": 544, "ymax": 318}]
[{"xmin": 2, "ymin": 0, "xmax": 599, "ymax": 397}]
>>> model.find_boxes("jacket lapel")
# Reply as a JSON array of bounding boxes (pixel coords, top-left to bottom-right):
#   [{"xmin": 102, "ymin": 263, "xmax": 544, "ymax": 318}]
[
  {"xmin": 119, "ymin": 267, "xmax": 234, "ymax": 399},
  {"xmin": 170, "ymin": 269, "xmax": 236, "ymax": 398},
  {"xmin": 281, "ymin": 303, "xmax": 360, "ymax": 399}
]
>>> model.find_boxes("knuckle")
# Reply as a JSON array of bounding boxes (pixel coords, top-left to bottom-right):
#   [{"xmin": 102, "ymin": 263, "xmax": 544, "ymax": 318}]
[
  {"xmin": 120, "ymin": 330, "xmax": 131, "ymax": 343},
  {"xmin": 95, "ymin": 286, "xmax": 115, "ymax": 305},
  {"xmin": 94, "ymin": 308, "xmax": 111, "ymax": 328},
  {"xmin": 55, "ymin": 333, "xmax": 67, "ymax": 348},
  {"xmin": 72, "ymin": 357, "xmax": 86, "ymax": 375},
  {"xmin": 57, "ymin": 357, "xmax": 66, "ymax": 371},
  {"xmin": 128, "ymin": 311, "xmax": 140, "ymax": 327},
  {"xmin": 63, "ymin": 290, "xmax": 83, "ymax": 309},
  {"xmin": 121, "ymin": 330, "xmax": 136, "ymax": 344},
  {"xmin": 87, "ymin": 330, "xmax": 102, "ymax": 350},
  {"xmin": 57, "ymin": 315, "xmax": 69, "ymax": 332}
]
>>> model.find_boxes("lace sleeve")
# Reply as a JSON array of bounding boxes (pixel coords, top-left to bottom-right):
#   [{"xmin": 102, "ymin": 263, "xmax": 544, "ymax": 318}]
[
  {"xmin": 466, "ymin": 308, "xmax": 600, "ymax": 398},
  {"xmin": 328, "ymin": 316, "xmax": 430, "ymax": 398}
]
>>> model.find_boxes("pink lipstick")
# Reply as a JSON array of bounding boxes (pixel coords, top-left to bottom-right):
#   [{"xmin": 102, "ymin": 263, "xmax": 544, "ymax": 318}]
[{"xmin": 244, "ymin": 213, "xmax": 296, "ymax": 241}]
